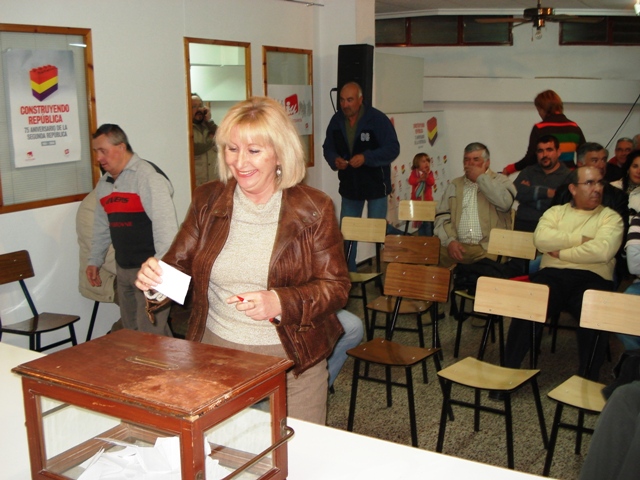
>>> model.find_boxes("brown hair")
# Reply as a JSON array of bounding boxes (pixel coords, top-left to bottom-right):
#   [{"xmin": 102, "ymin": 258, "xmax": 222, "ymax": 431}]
[
  {"xmin": 411, "ymin": 153, "xmax": 431, "ymax": 170},
  {"xmin": 534, "ymin": 90, "xmax": 564, "ymax": 116}
]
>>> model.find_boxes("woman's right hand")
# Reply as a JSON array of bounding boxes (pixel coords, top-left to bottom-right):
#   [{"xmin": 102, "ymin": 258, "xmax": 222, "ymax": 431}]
[{"xmin": 135, "ymin": 257, "xmax": 163, "ymax": 292}]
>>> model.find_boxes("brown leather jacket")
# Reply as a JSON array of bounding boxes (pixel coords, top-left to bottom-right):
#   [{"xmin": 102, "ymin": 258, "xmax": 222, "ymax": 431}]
[{"xmin": 161, "ymin": 179, "xmax": 350, "ymax": 375}]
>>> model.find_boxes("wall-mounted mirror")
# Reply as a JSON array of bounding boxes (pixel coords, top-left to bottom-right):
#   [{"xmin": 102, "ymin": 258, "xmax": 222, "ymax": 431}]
[
  {"xmin": 184, "ymin": 38, "xmax": 251, "ymax": 191},
  {"xmin": 263, "ymin": 46, "xmax": 314, "ymax": 167}
]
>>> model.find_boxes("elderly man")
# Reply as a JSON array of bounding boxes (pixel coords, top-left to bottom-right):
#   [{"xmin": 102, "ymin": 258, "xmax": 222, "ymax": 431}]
[
  {"xmin": 504, "ymin": 166, "xmax": 624, "ymax": 383},
  {"xmin": 607, "ymin": 137, "xmax": 634, "ymax": 182},
  {"xmin": 323, "ymin": 81, "xmax": 400, "ymax": 272},
  {"xmin": 435, "ymin": 142, "xmax": 516, "ymax": 269},
  {"xmin": 513, "ymin": 135, "xmax": 572, "ymax": 233},
  {"xmin": 191, "ymin": 93, "xmax": 218, "ymax": 186},
  {"xmin": 88, "ymin": 124, "xmax": 178, "ymax": 336}
]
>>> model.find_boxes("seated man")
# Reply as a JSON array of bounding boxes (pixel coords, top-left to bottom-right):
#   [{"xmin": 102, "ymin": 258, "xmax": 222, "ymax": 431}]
[
  {"xmin": 606, "ymin": 137, "xmax": 634, "ymax": 183},
  {"xmin": 513, "ymin": 135, "xmax": 572, "ymax": 233},
  {"xmin": 327, "ymin": 309, "xmax": 364, "ymax": 389},
  {"xmin": 504, "ymin": 166, "xmax": 624, "ymax": 382},
  {"xmin": 436, "ymin": 143, "xmax": 517, "ymax": 299},
  {"xmin": 553, "ymin": 142, "xmax": 628, "ymax": 281},
  {"xmin": 553, "ymin": 142, "xmax": 628, "ymax": 221},
  {"xmin": 435, "ymin": 142, "xmax": 516, "ymax": 269}
]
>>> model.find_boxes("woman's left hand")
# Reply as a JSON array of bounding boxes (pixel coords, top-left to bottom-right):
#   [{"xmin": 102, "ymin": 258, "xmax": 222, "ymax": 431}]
[{"xmin": 226, "ymin": 290, "xmax": 282, "ymax": 322}]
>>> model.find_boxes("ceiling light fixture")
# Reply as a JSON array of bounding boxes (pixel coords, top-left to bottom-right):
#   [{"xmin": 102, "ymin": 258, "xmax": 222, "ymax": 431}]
[{"xmin": 533, "ymin": 16, "xmax": 545, "ymax": 40}]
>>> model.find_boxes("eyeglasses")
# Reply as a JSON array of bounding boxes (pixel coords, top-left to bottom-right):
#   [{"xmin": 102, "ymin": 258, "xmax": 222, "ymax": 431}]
[{"xmin": 573, "ymin": 180, "xmax": 606, "ymax": 188}]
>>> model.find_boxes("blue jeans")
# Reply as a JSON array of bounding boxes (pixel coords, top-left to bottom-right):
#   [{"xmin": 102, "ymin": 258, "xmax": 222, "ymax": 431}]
[
  {"xmin": 341, "ymin": 196, "xmax": 388, "ymax": 272},
  {"xmin": 617, "ymin": 282, "xmax": 640, "ymax": 350},
  {"xmin": 416, "ymin": 221, "xmax": 433, "ymax": 236},
  {"xmin": 327, "ymin": 309, "xmax": 364, "ymax": 387}
]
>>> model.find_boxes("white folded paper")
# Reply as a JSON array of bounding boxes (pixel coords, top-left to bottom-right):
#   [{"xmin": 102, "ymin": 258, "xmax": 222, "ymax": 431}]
[
  {"xmin": 77, "ymin": 436, "xmax": 230, "ymax": 480},
  {"xmin": 154, "ymin": 261, "xmax": 191, "ymax": 305}
]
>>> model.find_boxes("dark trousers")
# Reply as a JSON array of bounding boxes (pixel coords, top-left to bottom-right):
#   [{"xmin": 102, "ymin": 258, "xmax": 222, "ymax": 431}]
[{"xmin": 504, "ymin": 268, "xmax": 613, "ymax": 381}]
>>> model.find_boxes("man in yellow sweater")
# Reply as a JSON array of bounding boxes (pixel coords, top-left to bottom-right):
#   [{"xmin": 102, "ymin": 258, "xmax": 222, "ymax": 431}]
[{"xmin": 503, "ymin": 166, "xmax": 624, "ymax": 382}]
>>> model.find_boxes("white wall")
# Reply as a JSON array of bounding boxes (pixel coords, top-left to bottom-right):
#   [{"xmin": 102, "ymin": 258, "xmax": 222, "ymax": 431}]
[
  {"xmin": 0, "ymin": 0, "xmax": 369, "ymax": 348},
  {"xmin": 378, "ymin": 21, "xmax": 640, "ymax": 178},
  {"xmin": 3, "ymin": 2, "xmax": 638, "ymax": 349}
]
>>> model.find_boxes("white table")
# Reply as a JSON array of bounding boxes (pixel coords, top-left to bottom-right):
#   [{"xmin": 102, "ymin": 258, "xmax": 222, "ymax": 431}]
[
  {"xmin": 288, "ymin": 418, "xmax": 544, "ymax": 479},
  {"xmin": 3, "ymin": 343, "xmax": 545, "ymax": 479},
  {"xmin": 2, "ymin": 343, "xmax": 44, "ymax": 480}
]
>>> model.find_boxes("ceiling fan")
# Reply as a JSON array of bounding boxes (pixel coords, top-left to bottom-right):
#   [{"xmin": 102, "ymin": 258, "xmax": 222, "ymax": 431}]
[{"xmin": 476, "ymin": 1, "xmax": 602, "ymax": 38}]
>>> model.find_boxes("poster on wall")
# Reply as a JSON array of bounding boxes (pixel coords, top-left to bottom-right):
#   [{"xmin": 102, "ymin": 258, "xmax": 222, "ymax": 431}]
[
  {"xmin": 267, "ymin": 84, "xmax": 313, "ymax": 136},
  {"xmin": 387, "ymin": 112, "xmax": 450, "ymax": 230},
  {"xmin": 3, "ymin": 49, "xmax": 82, "ymax": 168}
]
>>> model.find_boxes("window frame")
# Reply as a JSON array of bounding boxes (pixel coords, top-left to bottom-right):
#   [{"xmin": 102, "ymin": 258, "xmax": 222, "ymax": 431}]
[{"xmin": 376, "ymin": 15, "xmax": 514, "ymax": 47}]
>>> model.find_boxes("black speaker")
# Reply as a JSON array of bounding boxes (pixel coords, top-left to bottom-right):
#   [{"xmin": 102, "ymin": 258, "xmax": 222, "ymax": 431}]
[{"xmin": 337, "ymin": 44, "xmax": 374, "ymax": 106}]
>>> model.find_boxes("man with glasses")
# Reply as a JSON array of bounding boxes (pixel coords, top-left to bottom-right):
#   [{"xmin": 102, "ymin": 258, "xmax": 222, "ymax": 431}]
[
  {"xmin": 502, "ymin": 166, "xmax": 624, "ymax": 384},
  {"xmin": 553, "ymin": 142, "xmax": 628, "ymax": 222},
  {"xmin": 553, "ymin": 142, "xmax": 629, "ymax": 280}
]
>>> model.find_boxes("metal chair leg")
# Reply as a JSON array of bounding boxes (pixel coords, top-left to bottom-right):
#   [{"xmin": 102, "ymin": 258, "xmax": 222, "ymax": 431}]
[
  {"xmin": 406, "ymin": 366, "xmax": 418, "ymax": 447},
  {"xmin": 436, "ymin": 379, "xmax": 452, "ymax": 453},
  {"xmin": 85, "ymin": 300, "xmax": 100, "ymax": 342},
  {"xmin": 347, "ymin": 358, "xmax": 361, "ymax": 432},
  {"xmin": 531, "ymin": 378, "xmax": 549, "ymax": 448},
  {"xmin": 543, "ymin": 403, "xmax": 564, "ymax": 477},
  {"xmin": 504, "ymin": 394, "xmax": 515, "ymax": 469},
  {"xmin": 575, "ymin": 410, "xmax": 585, "ymax": 454}
]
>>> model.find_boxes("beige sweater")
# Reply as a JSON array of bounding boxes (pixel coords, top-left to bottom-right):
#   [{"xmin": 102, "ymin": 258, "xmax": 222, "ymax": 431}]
[
  {"xmin": 534, "ymin": 203, "xmax": 624, "ymax": 281},
  {"xmin": 207, "ymin": 187, "xmax": 282, "ymax": 345}
]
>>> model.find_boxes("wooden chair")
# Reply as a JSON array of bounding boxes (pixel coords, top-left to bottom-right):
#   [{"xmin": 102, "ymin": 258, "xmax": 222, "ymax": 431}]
[
  {"xmin": 366, "ymin": 236, "xmax": 441, "ymax": 361},
  {"xmin": 436, "ymin": 276, "xmax": 549, "ymax": 470},
  {"xmin": 397, "ymin": 199, "xmax": 436, "ymax": 235},
  {"xmin": 0, "ymin": 250, "xmax": 80, "ymax": 352},
  {"xmin": 452, "ymin": 228, "xmax": 537, "ymax": 360},
  {"xmin": 341, "ymin": 217, "xmax": 387, "ymax": 335},
  {"xmin": 347, "ymin": 262, "xmax": 450, "ymax": 447},
  {"xmin": 543, "ymin": 290, "xmax": 640, "ymax": 477}
]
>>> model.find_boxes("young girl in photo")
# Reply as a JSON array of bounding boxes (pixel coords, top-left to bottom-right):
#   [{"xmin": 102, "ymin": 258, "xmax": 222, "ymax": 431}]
[{"xmin": 407, "ymin": 152, "xmax": 435, "ymax": 236}]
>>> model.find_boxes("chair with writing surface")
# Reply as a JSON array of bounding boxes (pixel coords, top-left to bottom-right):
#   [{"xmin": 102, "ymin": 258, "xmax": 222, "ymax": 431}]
[
  {"xmin": 436, "ymin": 276, "xmax": 549, "ymax": 470},
  {"xmin": 397, "ymin": 199, "xmax": 436, "ymax": 235},
  {"xmin": 451, "ymin": 228, "xmax": 537, "ymax": 361},
  {"xmin": 341, "ymin": 217, "xmax": 387, "ymax": 336},
  {"xmin": 0, "ymin": 250, "xmax": 80, "ymax": 352},
  {"xmin": 542, "ymin": 289, "xmax": 640, "ymax": 477},
  {"xmin": 347, "ymin": 261, "xmax": 450, "ymax": 447}
]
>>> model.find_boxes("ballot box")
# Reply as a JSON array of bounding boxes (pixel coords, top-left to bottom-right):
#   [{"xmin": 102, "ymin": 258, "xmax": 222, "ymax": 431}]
[{"xmin": 12, "ymin": 329, "xmax": 293, "ymax": 479}]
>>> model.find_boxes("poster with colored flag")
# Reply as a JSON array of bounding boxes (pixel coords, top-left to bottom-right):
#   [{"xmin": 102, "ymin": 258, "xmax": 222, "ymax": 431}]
[
  {"xmin": 3, "ymin": 49, "xmax": 82, "ymax": 168},
  {"xmin": 267, "ymin": 84, "xmax": 313, "ymax": 136}
]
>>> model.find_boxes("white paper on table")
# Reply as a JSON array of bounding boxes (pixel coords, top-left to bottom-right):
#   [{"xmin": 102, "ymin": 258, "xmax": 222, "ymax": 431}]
[
  {"xmin": 155, "ymin": 260, "xmax": 191, "ymax": 305},
  {"xmin": 77, "ymin": 436, "xmax": 230, "ymax": 480}
]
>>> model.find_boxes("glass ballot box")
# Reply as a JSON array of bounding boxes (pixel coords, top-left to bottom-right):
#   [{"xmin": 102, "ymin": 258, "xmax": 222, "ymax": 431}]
[{"xmin": 12, "ymin": 329, "xmax": 293, "ymax": 479}]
